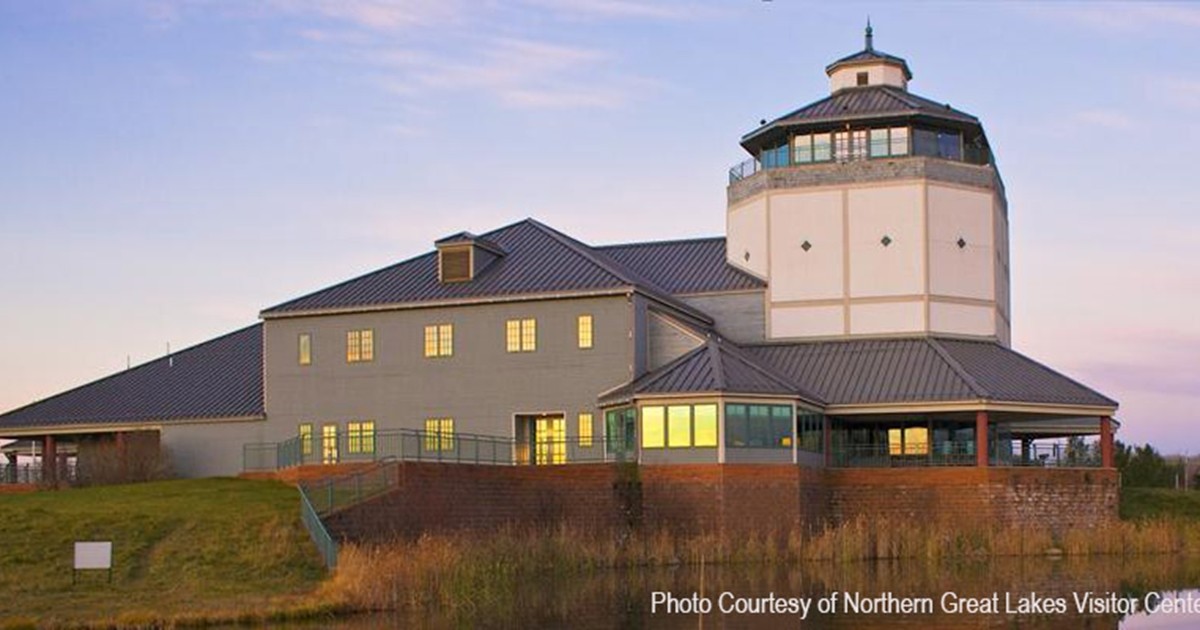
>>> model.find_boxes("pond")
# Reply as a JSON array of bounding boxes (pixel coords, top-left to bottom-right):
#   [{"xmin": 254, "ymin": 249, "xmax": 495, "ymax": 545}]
[{"xmin": 287, "ymin": 554, "xmax": 1200, "ymax": 628}]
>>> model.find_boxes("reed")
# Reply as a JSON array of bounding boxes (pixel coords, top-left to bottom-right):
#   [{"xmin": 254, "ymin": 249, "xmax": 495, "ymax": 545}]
[{"xmin": 325, "ymin": 517, "xmax": 1200, "ymax": 614}]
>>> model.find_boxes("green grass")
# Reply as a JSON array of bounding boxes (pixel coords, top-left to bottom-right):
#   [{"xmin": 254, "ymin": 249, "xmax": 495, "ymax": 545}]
[
  {"xmin": 1121, "ymin": 487, "xmax": 1200, "ymax": 521},
  {"xmin": 0, "ymin": 478, "xmax": 328, "ymax": 628}
]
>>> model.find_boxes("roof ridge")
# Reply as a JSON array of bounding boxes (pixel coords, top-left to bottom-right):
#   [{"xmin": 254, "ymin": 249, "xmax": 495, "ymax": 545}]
[
  {"xmin": 596, "ymin": 235, "xmax": 725, "ymax": 250},
  {"xmin": 524, "ymin": 219, "xmax": 714, "ymax": 325},
  {"xmin": 720, "ymin": 341, "xmax": 826, "ymax": 405},
  {"xmin": 926, "ymin": 337, "xmax": 989, "ymax": 398},
  {"xmin": 708, "ymin": 339, "xmax": 727, "ymax": 391},
  {"xmin": 0, "ymin": 323, "xmax": 262, "ymax": 421}
]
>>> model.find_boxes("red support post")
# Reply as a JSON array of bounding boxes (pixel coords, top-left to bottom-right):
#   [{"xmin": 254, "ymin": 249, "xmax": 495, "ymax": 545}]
[
  {"xmin": 42, "ymin": 435, "xmax": 57, "ymax": 486},
  {"xmin": 976, "ymin": 411, "xmax": 989, "ymax": 468},
  {"xmin": 1100, "ymin": 416, "xmax": 1114, "ymax": 469}
]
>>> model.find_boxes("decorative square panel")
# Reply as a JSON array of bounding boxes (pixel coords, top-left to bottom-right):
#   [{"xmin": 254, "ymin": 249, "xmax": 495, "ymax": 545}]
[
  {"xmin": 801, "ymin": 240, "xmax": 812, "ymax": 252},
  {"xmin": 957, "ymin": 237, "xmax": 967, "ymax": 249},
  {"xmin": 880, "ymin": 235, "xmax": 892, "ymax": 247}
]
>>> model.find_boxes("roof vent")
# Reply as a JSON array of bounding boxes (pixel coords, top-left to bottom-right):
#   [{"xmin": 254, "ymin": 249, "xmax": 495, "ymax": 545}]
[{"xmin": 435, "ymin": 232, "xmax": 506, "ymax": 284}]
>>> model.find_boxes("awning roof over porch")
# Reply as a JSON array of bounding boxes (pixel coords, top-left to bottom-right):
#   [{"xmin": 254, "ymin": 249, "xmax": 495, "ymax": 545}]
[
  {"xmin": 0, "ymin": 324, "xmax": 264, "ymax": 434},
  {"xmin": 744, "ymin": 337, "xmax": 1117, "ymax": 409}
]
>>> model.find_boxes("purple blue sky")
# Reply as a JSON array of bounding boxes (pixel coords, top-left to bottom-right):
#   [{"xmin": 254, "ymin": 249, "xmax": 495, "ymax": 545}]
[{"xmin": 1, "ymin": 1, "xmax": 1197, "ymax": 451}]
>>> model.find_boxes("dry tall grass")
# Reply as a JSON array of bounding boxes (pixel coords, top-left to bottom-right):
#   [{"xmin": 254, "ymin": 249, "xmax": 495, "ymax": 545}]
[{"xmin": 324, "ymin": 518, "xmax": 1200, "ymax": 614}]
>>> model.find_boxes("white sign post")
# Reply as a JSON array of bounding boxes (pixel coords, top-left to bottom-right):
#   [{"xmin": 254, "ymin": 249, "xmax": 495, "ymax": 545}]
[{"xmin": 73, "ymin": 541, "xmax": 112, "ymax": 584}]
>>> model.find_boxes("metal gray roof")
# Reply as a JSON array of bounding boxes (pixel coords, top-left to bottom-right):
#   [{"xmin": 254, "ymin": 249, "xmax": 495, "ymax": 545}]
[
  {"xmin": 262, "ymin": 219, "xmax": 712, "ymax": 324},
  {"xmin": 597, "ymin": 237, "xmax": 765, "ymax": 295},
  {"xmin": 599, "ymin": 339, "xmax": 821, "ymax": 407},
  {"xmin": 0, "ymin": 324, "xmax": 264, "ymax": 431},
  {"xmin": 825, "ymin": 48, "xmax": 912, "ymax": 80},
  {"xmin": 744, "ymin": 337, "xmax": 1117, "ymax": 409}
]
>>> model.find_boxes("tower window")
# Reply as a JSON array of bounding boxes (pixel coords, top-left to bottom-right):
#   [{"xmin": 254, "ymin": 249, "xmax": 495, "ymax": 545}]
[{"xmin": 856, "ymin": 71, "xmax": 869, "ymax": 86}]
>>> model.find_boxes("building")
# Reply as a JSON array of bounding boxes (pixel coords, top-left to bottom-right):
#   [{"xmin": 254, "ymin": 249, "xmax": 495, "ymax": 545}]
[{"xmin": 0, "ymin": 27, "xmax": 1118, "ymax": 487}]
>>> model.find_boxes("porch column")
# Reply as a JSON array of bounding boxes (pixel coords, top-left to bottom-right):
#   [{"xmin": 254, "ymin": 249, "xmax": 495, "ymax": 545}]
[
  {"xmin": 1020, "ymin": 439, "xmax": 1031, "ymax": 464},
  {"xmin": 42, "ymin": 435, "xmax": 57, "ymax": 486},
  {"xmin": 4, "ymin": 453, "xmax": 15, "ymax": 483},
  {"xmin": 823, "ymin": 416, "xmax": 832, "ymax": 468},
  {"xmin": 975, "ymin": 411, "xmax": 989, "ymax": 468},
  {"xmin": 1100, "ymin": 416, "xmax": 1114, "ymax": 469}
]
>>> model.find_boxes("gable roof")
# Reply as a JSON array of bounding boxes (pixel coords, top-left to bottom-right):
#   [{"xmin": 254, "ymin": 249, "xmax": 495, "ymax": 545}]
[
  {"xmin": 0, "ymin": 324, "xmax": 264, "ymax": 432},
  {"xmin": 597, "ymin": 237, "xmax": 765, "ymax": 295},
  {"xmin": 261, "ymin": 218, "xmax": 713, "ymax": 324},
  {"xmin": 599, "ymin": 338, "xmax": 822, "ymax": 407},
  {"xmin": 744, "ymin": 337, "xmax": 1117, "ymax": 409}
]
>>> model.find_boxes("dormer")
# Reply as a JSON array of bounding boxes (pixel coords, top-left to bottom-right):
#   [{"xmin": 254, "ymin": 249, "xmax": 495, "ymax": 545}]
[
  {"xmin": 435, "ymin": 232, "xmax": 506, "ymax": 283},
  {"xmin": 825, "ymin": 22, "xmax": 912, "ymax": 93}
]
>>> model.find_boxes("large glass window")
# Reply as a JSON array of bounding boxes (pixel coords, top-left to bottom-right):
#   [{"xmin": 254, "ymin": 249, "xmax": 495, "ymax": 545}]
[
  {"xmin": 888, "ymin": 426, "xmax": 930, "ymax": 456},
  {"xmin": 577, "ymin": 315, "xmax": 593, "ymax": 349},
  {"xmin": 793, "ymin": 135, "xmax": 813, "ymax": 164},
  {"xmin": 346, "ymin": 329, "xmax": 374, "ymax": 363},
  {"xmin": 348, "ymin": 421, "xmax": 375, "ymax": 455},
  {"xmin": 890, "ymin": 127, "xmax": 909, "ymax": 156},
  {"xmin": 299, "ymin": 423, "xmax": 313, "ymax": 456},
  {"xmin": 725, "ymin": 403, "xmax": 793, "ymax": 449},
  {"xmin": 578, "ymin": 412, "xmax": 594, "ymax": 447},
  {"xmin": 424, "ymin": 418, "xmax": 455, "ymax": 451},
  {"xmin": 606, "ymin": 407, "xmax": 637, "ymax": 454},
  {"xmin": 298, "ymin": 333, "xmax": 312, "ymax": 366},
  {"xmin": 693, "ymin": 405, "xmax": 718, "ymax": 447},
  {"xmin": 506, "ymin": 318, "xmax": 536, "ymax": 352},
  {"xmin": 797, "ymin": 410, "xmax": 824, "ymax": 453},
  {"xmin": 321, "ymin": 424, "xmax": 339, "ymax": 464},
  {"xmin": 870, "ymin": 129, "xmax": 889, "ymax": 157},
  {"xmin": 667, "ymin": 405, "xmax": 691, "ymax": 448},
  {"xmin": 813, "ymin": 133, "xmax": 832, "ymax": 161},
  {"xmin": 642, "ymin": 406, "xmax": 665, "ymax": 449},
  {"xmin": 760, "ymin": 144, "xmax": 789, "ymax": 169},
  {"xmin": 424, "ymin": 324, "xmax": 453, "ymax": 358},
  {"xmin": 913, "ymin": 128, "xmax": 962, "ymax": 161}
]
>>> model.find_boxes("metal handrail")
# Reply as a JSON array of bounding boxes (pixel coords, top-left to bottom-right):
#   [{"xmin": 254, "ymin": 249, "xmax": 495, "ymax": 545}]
[{"xmin": 298, "ymin": 485, "xmax": 338, "ymax": 569}]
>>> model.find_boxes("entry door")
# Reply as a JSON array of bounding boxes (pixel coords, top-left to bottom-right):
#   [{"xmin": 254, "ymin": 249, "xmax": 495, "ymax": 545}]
[
  {"xmin": 321, "ymin": 424, "xmax": 339, "ymax": 464},
  {"xmin": 535, "ymin": 417, "xmax": 566, "ymax": 465}
]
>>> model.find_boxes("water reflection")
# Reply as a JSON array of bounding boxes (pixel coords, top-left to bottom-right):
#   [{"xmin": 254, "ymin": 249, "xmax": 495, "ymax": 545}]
[{"xmin": 287, "ymin": 555, "xmax": 1200, "ymax": 629}]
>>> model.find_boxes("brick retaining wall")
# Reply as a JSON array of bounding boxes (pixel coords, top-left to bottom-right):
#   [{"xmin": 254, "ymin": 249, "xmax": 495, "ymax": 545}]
[{"xmin": 322, "ymin": 464, "xmax": 1118, "ymax": 543}]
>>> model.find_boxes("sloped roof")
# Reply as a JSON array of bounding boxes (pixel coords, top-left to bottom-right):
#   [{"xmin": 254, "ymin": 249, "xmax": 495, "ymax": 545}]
[
  {"xmin": 597, "ymin": 237, "xmax": 765, "ymax": 294},
  {"xmin": 262, "ymin": 219, "xmax": 712, "ymax": 324},
  {"xmin": 744, "ymin": 337, "xmax": 1117, "ymax": 409},
  {"xmin": 599, "ymin": 339, "xmax": 822, "ymax": 407},
  {"xmin": 825, "ymin": 48, "xmax": 913, "ymax": 80},
  {"xmin": 0, "ymin": 324, "xmax": 264, "ymax": 432}
]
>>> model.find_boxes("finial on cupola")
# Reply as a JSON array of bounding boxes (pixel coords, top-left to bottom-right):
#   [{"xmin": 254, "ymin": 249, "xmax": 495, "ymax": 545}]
[{"xmin": 865, "ymin": 17, "xmax": 874, "ymax": 51}]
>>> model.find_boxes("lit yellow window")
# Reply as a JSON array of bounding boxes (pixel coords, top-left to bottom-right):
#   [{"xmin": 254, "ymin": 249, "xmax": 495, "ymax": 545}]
[
  {"xmin": 424, "ymin": 418, "xmax": 455, "ymax": 451},
  {"xmin": 641, "ymin": 406, "xmax": 665, "ymax": 449},
  {"xmin": 347, "ymin": 421, "xmax": 376, "ymax": 454},
  {"xmin": 577, "ymin": 315, "xmax": 593, "ymax": 349},
  {"xmin": 346, "ymin": 329, "xmax": 374, "ymax": 363},
  {"xmin": 298, "ymin": 333, "xmax": 312, "ymax": 366},
  {"xmin": 668, "ymin": 405, "xmax": 691, "ymax": 448},
  {"xmin": 424, "ymin": 324, "xmax": 453, "ymax": 358},
  {"xmin": 505, "ymin": 318, "xmax": 537, "ymax": 352},
  {"xmin": 904, "ymin": 427, "xmax": 929, "ymax": 455},
  {"xmin": 693, "ymin": 405, "xmax": 718, "ymax": 447},
  {"xmin": 578, "ymin": 412, "xmax": 593, "ymax": 447},
  {"xmin": 299, "ymin": 423, "xmax": 313, "ymax": 456},
  {"xmin": 321, "ymin": 424, "xmax": 338, "ymax": 464}
]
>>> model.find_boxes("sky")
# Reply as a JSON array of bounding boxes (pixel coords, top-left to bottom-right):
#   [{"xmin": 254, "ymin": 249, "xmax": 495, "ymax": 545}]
[{"xmin": 0, "ymin": 1, "xmax": 1198, "ymax": 451}]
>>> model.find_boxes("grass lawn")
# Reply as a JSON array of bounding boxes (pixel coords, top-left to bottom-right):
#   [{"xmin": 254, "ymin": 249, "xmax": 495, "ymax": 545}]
[
  {"xmin": 1120, "ymin": 486, "xmax": 1200, "ymax": 521},
  {"xmin": 0, "ymin": 478, "xmax": 327, "ymax": 628}
]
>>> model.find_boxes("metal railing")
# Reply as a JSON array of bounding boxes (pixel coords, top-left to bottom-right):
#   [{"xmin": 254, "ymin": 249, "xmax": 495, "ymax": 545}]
[
  {"xmin": 830, "ymin": 444, "xmax": 977, "ymax": 468},
  {"xmin": 244, "ymin": 428, "xmax": 634, "ymax": 472},
  {"xmin": 1002, "ymin": 443, "xmax": 1101, "ymax": 468},
  {"xmin": 1, "ymin": 463, "xmax": 79, "ymax": 485},
  {"xmin": 299, "ymin": 484, "xmax": 338, "ymax": 569},
  {"xmin": 728, "ymin": 157, "xmax": 761, "ymax": 183}
]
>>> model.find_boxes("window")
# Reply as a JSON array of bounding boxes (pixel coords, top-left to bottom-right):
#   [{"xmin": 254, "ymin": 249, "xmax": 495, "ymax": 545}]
[
  {"xmin": 889, "ymin": 127, "xmax": 909, "ymax": 156},
  {"xmin": 298, "ymin": 333, "xmax": 312, "ymax": 366},
  {"xmin": 693, "ymin": 405, "xmax": 718, "ymax": 447},
  {"xmin": 812, "ymin": 133, "xmax": 832, "ymax": 162},
  {"xmin": 641, "ymin": 406, "xmax": 665, "ymax": 449},
  {"xmin": 725, "ymin": 403, "xmax": 793, "ymax": 449},
  {"xmin": 439, "ymin": 247, "xmax": 471, "ymax": 283},
  {"xmin": 578, "ymin": 412, "xmax": 594, "ymax": 447},
  {"xmin": 299, "ymin": 423, "xmax": 313, "ymax": 456},
  {"xmin": 346, "ymin": 329, "xmax": 374, "ymax": 363},
  {"xmin": 856, "ymin": 71, "xmax": 869, "ymax": 86},
  {"xmin": 667, "ymin": 406, "xmax": 691, "ymax": 448},
  {"xmin": 798, "ymin": 410, "xmax": 825, "ymax": 453},
  {"xmin": 870, "ymin": 129, "xmax": 889, "ymax": 158},
  {"xmin": 577, "ymin": 315, "xmax": 594, "ymax": 349},
  {"xmin": 424, "ymin": 418, "xmax": 455, "ymax": 451},
  {"xmin": 347, "ymin": 421, "xmax": 375, "ymax": 455},
  {"xmin": 506, "ymin": 318, "xmax": 536, "ymax": 352},
  {"xmin": 321, "ymin": 424, "xmax": 338, "ymax": 464},
  {"xmin": 913, "ymin": 128, "xmax": 961, "ymax": 161},
  {"xmin": 793, "ymin": 134, "xmax": 813, "ymax": 164},
  {"xmin": 536, "ymin": 417, "xmax": 567, "ymax": 464},
  {"xmin": 424, "ymin": 324, "xmax": 453, "ymax": 358},
  {"xmin": 606, "ymin": 407, "xmax": 637, "ymax": 454},
  {"xmin": 889, "ymin": 426, "xmax": 930, "ymax": 456}
]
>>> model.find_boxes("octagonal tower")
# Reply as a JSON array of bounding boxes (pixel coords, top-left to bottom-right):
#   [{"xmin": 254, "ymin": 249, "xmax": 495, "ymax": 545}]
[{"xmin": 727, "ymin": 25, "xmax": 1011, "ymax": 345}]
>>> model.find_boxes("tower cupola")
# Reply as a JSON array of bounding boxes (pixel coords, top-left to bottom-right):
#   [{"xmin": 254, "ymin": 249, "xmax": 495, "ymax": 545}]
[{"xmin": 825, "ymin": 21, "xmax": 912, "ymax": 93}]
